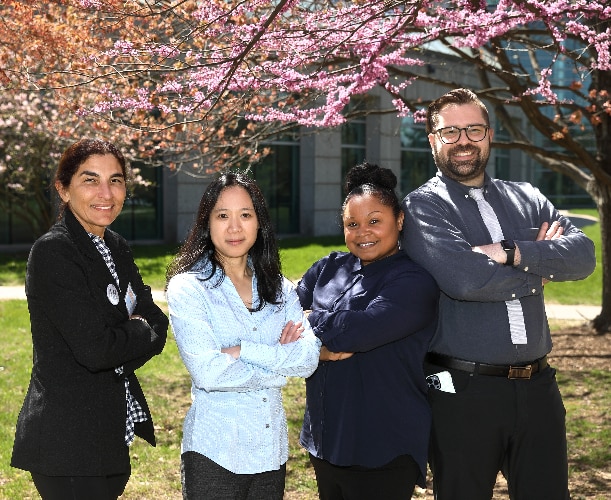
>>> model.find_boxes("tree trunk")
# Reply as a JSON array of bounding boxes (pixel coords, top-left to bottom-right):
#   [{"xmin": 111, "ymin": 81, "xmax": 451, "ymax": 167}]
[
  {"xmin": 590, "ymin": 183, "xmax": 611, "ymax": 334},
  {"xmin": 589, "ymin": 63, "xmax": 611, "ymax": 334}
]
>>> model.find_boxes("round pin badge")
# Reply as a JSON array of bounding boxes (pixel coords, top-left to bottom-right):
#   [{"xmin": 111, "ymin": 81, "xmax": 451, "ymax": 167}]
[{"xmin": 107, "ymin": 284, "xmax": 120, "ymax": 305}]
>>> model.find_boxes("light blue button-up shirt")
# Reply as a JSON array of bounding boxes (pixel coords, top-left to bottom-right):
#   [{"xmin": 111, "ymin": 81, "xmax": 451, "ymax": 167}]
[{"xmin": 167, "ymin": 259, "xmax": 321, "ymax": 474}]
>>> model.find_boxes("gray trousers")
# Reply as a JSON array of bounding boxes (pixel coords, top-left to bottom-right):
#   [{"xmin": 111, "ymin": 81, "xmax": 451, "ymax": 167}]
[{"xmin": 181, "ymin": 451, "xmax": 285, "ymax": 500}]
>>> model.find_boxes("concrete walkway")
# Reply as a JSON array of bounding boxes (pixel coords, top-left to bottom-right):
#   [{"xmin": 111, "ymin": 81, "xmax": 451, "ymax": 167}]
[{"xmin": 0, "ymin": 285, "xmax": 600, "ymax": 321}]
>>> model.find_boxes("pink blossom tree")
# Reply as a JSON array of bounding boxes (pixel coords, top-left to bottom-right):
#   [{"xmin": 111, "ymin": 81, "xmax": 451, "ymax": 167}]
[
  {"xmin": 0, "ymin": 92, "xmax": 65, "ymax": 238},
  {"xmin": 2, "ymin": 0, "xmax": 611, "ymax": 331},
  {"xmin": 0, "ymin": 88, "xmax": 158, "ymax": 240}
]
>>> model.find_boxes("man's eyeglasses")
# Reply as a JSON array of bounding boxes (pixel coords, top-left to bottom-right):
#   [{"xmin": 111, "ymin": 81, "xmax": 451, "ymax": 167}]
[{"xmin": 433, "ymin": 125, "xmax": 489, "ymax": 144}]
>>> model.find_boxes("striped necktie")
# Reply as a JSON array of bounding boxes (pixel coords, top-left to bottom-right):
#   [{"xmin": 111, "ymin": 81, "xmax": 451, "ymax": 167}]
[{"xmin": 469, "ymin": 187, "xmax": 527, "ymax": 345}]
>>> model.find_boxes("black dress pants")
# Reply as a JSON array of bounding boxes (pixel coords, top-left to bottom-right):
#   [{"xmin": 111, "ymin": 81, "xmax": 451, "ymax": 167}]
[
  {"xmin": 31, "ymin": 471, "xmax": 130, "ymax": 500},
  {"xmin": 425, "ymin": 362, "xmax": 570, "ymax": 500},
  {"xmin": 310, "ymin": 453, "xmax": 420, "ymax": 500}
]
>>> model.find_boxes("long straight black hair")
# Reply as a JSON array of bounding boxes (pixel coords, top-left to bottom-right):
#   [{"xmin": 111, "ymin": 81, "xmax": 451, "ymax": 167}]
[{"xmin": 165, "ymin": 171, "xmax": 282, "ymax": 310}]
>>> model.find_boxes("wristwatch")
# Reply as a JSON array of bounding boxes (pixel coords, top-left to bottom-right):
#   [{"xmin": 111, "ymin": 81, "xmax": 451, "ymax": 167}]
[{"xmin": 501, "ymin": 239, "xmax": 516, "ymax": 266}]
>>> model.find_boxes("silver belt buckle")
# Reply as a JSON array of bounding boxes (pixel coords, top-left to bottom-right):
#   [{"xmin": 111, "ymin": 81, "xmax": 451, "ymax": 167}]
[{"xmin": 508, "ymin": 365, "xmax": 532, "ymax": 379}]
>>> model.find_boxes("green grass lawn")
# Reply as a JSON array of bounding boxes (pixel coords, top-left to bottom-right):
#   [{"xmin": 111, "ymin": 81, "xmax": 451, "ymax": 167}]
[
  {"xmin": 0, "ymin": 213, "xmax": 601, "ymax": 305},
  {"xmin": 1, "ymin": 302, "xmax": 609, "ymax": 499},
  {"xmin": 548, "ymin": 209, "xmax": 601, "ymax": 304}
]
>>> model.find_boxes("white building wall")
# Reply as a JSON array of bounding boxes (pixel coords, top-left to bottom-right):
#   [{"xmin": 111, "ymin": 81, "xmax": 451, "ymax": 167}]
[
  {"xmin": 300, "ymin": 128, "xmax": 345, "ymax": 236},
  {"xmin": 166, "ymin": 170, "xmax": 215, "ymax": 243}
]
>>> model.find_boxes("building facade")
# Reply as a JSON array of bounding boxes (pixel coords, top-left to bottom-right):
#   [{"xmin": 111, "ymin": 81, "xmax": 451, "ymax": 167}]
[
  {"xmin": 0, "ymin": 64, "xmax": 592, "ymax": 247},
  {"xmin": 163, "ymin": 78, "xmax": 591, "ymax": 243}
]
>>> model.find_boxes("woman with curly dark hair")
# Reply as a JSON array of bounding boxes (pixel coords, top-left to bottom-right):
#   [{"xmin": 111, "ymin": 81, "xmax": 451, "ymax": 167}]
[{"xmin": 297, "ymin": 162, "xmax": 439, "ymax": 499}]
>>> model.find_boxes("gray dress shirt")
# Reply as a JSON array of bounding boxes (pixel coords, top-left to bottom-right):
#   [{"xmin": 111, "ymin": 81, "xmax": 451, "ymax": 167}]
[{"xmin": 402, "ymin": 172, "xmax": 596, "ymax": 365}]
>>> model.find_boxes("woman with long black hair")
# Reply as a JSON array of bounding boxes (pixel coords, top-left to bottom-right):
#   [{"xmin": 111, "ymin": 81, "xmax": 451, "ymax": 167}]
[{"xmin": 166, "ymin": 171, "xmax": 320, "ymax": 500}]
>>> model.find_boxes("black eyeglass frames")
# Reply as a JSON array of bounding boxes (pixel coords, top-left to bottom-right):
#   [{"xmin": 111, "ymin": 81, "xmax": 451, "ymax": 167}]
[{"xmin": 433, "ymin": 125, "xmax": 489, "ymax": 144}]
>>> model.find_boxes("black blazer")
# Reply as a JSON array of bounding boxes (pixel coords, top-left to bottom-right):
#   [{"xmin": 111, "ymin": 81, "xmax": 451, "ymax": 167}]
[{"xmin": 11, "ymin": 209, "xmax": 168, "ymax": 476}]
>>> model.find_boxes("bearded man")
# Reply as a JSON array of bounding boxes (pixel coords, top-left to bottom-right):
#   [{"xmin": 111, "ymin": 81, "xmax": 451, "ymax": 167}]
[{"xmin": 401, "ymin": 88, "xmax": 595, "ymax": 500}]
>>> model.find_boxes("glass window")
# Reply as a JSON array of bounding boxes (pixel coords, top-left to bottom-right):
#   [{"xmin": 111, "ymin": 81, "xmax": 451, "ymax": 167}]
[
  {"xmin": 111, "ymin": 162, "xmax": 163, "ymax": 240},
  {"xmin": 529, "ymin": 123, "xmax": 594, "ymax": 209},
  {"xmin": 0, "ymin": 204, "xmax": 42, "ymax": 244},
  {"xmin": 494, "ymin": 125, "xmax": 511, "ymax": 180},
  {"xmin": 0, "ymin": 162, "xmax": 163, "ymax": 244},
  {"xmin": 251, "ymin": 142, "xmax": 300, "ymax": 234},
  {"xmin": 341, "ymin": 119, "xmax": 367, "ymax": 145},
  {"xmin": 533, "ymin": 166, "xmax": 592, "ymax": 208},
  {"xmin": 0, "ymin": 194, "xmax": 54, "ymax": 244},
  {"xmin": 400, "ymin": 116, "xmax": 436, "ymax": 198},
  {"xmin": 0, "ymin": 210, "xmax": 7, "ymax": 244}
]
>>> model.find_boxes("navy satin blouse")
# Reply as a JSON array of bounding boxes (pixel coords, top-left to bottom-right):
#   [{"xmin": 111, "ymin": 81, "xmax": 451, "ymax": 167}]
[{"xmin": 297, "ymin": 250, "xmax": 439, "ymax": 486}]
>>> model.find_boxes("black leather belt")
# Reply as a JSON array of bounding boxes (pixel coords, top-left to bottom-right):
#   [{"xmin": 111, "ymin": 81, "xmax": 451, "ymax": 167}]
[{"xmin": 426, "ymin": 353, "xmax": 548, "ymax": 379}]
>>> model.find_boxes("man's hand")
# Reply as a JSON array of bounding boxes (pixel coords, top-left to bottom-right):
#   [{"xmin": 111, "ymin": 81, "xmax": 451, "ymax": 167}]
[
  {"xmin": 472, "ymin": 242, "xmax": 507, "ymax": 263},
  {"xmin": 536, "ymin": 221, "xmax": 563, "ymax": 241},
  {"xmin": 473, "ymin": 241, "xmax": 520, "ymax": 265},
  {"xmin": 537, "ymin": 221, "xmax": 564, "ymax": 285},
  {"xmin": 472, "ymin": 221, "xmax": 563, "ymax": 267}
]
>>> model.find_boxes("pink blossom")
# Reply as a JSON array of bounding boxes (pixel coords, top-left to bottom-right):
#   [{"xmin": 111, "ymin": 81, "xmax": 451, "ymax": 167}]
[{"xmin": 15, "ymin": 1, "xmax": 611, "ymax": 131}]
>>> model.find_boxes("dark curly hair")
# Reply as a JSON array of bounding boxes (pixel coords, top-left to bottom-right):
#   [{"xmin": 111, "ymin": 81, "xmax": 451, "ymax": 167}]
[
  {"xmin": 342, "ymin": 162, "xmax": 402, "ymax": 219},
  {"xmin": 165, "ymin": 171, "xmax": 282, "ymax": 310}
]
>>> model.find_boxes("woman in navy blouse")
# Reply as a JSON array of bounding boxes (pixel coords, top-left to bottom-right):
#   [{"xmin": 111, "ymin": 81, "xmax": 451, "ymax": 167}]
[{"xmin": 297, "ymin": 162, "xmax": 439, "ymax": 499}]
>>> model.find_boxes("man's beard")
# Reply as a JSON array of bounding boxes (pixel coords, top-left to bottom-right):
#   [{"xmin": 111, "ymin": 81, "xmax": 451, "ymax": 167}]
[{"xmin": 433, "ymin": 144, "xmax": 489, "ymax": 183}]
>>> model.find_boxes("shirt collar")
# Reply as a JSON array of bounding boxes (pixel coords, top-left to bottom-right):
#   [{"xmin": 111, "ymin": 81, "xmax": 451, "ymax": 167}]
[
  {"xmin": 436, "ymin": 171, "xmax": 492, "ymax": 198},
  {"xmin": 195, "ymin": 256, "xmax": 255, "ymax": 281},
  {"xmin": 352, "ymin": 251, "xmax": 405, "ymax": 277}
]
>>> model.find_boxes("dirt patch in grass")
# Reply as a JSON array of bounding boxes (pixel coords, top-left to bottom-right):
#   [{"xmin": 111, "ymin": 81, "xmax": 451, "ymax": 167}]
[
  {"xmin": 547, "ymin": 323, "xmax": 611, "ymax": 500},
  {"xmin": 550, "ymin": 322, "xmax": 611, "ymax": 372}
]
